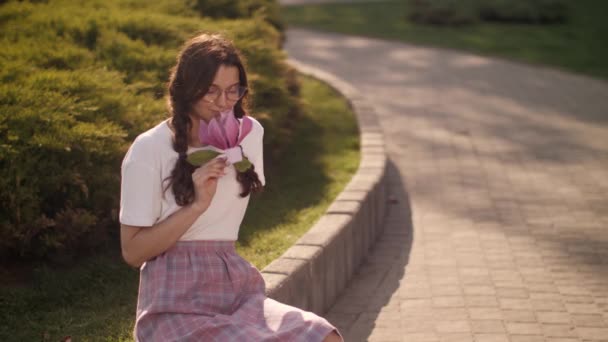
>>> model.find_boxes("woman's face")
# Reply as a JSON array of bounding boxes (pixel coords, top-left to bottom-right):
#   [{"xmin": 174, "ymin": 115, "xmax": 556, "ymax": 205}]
[{"xmin": 191, "ymin": 64, "xmax": 241, "ymax": 123}]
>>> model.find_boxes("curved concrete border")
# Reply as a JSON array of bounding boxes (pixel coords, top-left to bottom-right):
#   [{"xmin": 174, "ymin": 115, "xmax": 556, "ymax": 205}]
[{"xmin": 260, "ymin": 58, "xmax": 388, "ymax": 315}]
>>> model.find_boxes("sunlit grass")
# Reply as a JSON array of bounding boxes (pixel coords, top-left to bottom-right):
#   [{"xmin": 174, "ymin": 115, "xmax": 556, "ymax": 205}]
[
  {"xmin": 238, "ymin": 75, "xmax": 360, "ymax": 268},
  {"xmin": 282, "ymin": 0, "xmax": 608, "ymax": 79}
]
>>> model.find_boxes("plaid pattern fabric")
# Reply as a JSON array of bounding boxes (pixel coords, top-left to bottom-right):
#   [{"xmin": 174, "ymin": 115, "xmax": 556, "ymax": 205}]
[{"xmin": 135, "ymin": 241, "xmax": 338, "ymax": 341}]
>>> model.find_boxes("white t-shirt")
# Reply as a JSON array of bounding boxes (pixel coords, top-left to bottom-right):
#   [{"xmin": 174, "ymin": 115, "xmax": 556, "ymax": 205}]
[{"xmin": 119, "ymin": 117, "xmax": 265, "ymax": 241}]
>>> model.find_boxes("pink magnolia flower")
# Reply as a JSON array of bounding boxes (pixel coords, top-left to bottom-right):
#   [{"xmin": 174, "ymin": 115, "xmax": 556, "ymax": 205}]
[{"xmin": 196, "ymin": 108, "xmax": 253, "ymax": 165}]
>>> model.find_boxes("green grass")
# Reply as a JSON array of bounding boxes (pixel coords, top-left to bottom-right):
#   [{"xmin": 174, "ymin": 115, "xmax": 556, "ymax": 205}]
[
  {"xmin": 0, "ymin": 74, "xmax": 360, "ymax": 341},
  {"xmin": 282, "ymin": 0, "xmax": 608, "ymax": 79},
  {"xmin": 238, "ymin": 75, "xmax": 360, "ymax": 268}
]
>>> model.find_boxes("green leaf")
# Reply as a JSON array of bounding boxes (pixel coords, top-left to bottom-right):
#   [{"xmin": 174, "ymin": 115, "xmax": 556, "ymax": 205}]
[
  {"xmin": 234, "ymin": 156, "xmax": 252, "ymax": 172},
  {"xmin": 186, "ymin": 150, "xmax": 221, "ymax": 166}
]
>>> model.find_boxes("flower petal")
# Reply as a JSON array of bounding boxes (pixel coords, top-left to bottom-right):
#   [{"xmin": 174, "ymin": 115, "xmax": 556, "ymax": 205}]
[
  {"xmin": 237, "ymin": 116, "xmax": 253, "ymax": 145},
  {"xmin": 207, "ymin": 118, "xmax": 228, "ymax": 149},
  {"xmin": 198, "ymin": 120, "xmax": 210, "ymax": 145},
  {"xmin": 221, "ymin": 109, "xmax": 239, "ymax": 147}
]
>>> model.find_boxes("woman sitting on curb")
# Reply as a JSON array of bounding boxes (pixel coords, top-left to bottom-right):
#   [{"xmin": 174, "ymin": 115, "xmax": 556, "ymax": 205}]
[{"xmin": 119, "ymin": 32, "xmax": 343, "ymax": 341}]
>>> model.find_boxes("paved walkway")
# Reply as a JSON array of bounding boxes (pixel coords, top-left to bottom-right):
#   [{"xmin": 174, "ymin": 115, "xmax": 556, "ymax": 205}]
[{"xmin": 284, "ymin": 28, "xmax": 608, "ymax": 341}]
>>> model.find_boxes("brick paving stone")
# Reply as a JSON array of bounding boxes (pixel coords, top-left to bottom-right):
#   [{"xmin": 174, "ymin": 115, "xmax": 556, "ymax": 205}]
[
  {"xmin": 433, "ymin": 296, "xmax": 467, "ymax": 308},
  {"xmin": 537, "ymin": 312, "xmax": 573, "ymax": 324},
  {"xmin": 469, "ymin": 308, "xmax": 503, "ymax": 321},
  {"xmin": 433, "ymin": 285, "xmax": 465, "ymax": 296},
  {"xmin": 435, "ymin": 321, "xmax": 472, "ymax": 334},
  {"xmin": 399, "ymin": 319, "xmax": 436, "ymax": 333},
  {"xmin": 500, "ymin": 299, "xmax": 534, "ymax": 311},
  {"xmin": 571, "ymin": 314, "xmax": 607, "ymax": 327},
  {"xmin": 533, "ymin": 299, "xmax": 567, "ymax": 312},
  {"xmin": 496, "ymin": 287, "xmax": 530, "ymax": 299},
  {"xmin": 510, "ymin": 336, "xmax": 545, "ymax": 342},
  {"xmin": 530, "ymin": 293, "xmax": 564, "ymax": 301},
  {"xmin": 431, "ymin": 276, "xmax": 461, "ymax": 286},
  {"xmin": 542, "ymin": 324, "xmax": 579, "ymax": 338},
  {"xmin": 546, "ymin": 338, "xmax": 579, "ymax": 342},
  {"xmin": 472, "ymin": 320, "xmax": 507, "ymax": 334},
  {"xmin": 475, "ymin": 334, "xmax": 510, "ymax": 342},
  {"xmin": 401, "ymin": 332, "xmax": 440, "ymax": 341},
  {"xmin": 528, "ymin": 283, "xmax": 560, "ymax": 293},
  {"xmin": 467, "ymin": 296, "xmax": 500, "ymax": 308},
  {"xmin": 564, "ymin": 296, "xmax": 596, "ymax": 304},
  {"xmin": 577, "ymin": 327, "xmax": 608, "ymax": 340},
  {"xmin": 286, "ymin": 26, "xmax": 608, "ymax": 342},
  {"xmin": 438, "ymin": 332, "xmax": 474, "ymax": 342},
  {"xmin": 567, "ymin": 303, "xmax": 603, "ymax": 315},
  {"xmin": 506, "ymin": 322, "xmax": 543, "ymax": 335},
  {"xmin": 400, "ymin": 298, "xmax": 433, "ymax": 310},
  {"xmin": 367, "ymin": 328, "xmax": 405, "ymax": 341},
  {"xmin": 466, "ymin": 286, "xmax": 498, "ymax": 296}
]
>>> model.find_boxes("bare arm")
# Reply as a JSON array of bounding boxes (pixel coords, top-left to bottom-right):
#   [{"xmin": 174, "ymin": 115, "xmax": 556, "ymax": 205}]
[
  {"xmin": 120, "ymin": 204, "xmax": 205, "ymax": 267},
  {"xmin": 120, "ymin": 157, "xmax": 228, "ymax": 267}
]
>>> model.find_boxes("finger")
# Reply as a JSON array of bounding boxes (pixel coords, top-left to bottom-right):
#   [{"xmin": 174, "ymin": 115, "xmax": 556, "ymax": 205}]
[
  {"xmin": 193, "ymin": 171, "xmax": 212, "ymax": 183},
  {"xmin": 193, "ymin": 160, "xmax": 228, "ymax": 180},
  {"xmin": 200, "ymin": 161, "xmax": 226, "ymax": 174},
  {"xmin": 207, "ymin": 163, "xmax": 228, "ymax": 174},
  {"xmin": 194, "ymin": 169, "xmax": 223, "ymax": 183},
  {"xmin": 206, "ymin": 156, "xmax": 228, "ymax": 167},
  {"xmin": 197, "ymin": 168, "xmax": 225, "ymax": 180}
]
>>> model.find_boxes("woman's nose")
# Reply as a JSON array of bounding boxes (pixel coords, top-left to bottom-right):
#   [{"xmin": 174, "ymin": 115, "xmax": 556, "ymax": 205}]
[{"xmin": 216, "ymin": 91, "xmax": 228, "ymax": 107}]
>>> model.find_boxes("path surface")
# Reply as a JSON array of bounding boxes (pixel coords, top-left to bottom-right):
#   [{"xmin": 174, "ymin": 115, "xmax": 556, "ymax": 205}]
[{"xmin": 284, "ymin": 28, "xmax": 608, "ymax": 341}]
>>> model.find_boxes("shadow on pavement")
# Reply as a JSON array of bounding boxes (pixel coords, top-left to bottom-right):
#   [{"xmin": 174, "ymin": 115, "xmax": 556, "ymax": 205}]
[{"xmin": 325, "ymin": 158, "xmax": 414, "ymax": 341}]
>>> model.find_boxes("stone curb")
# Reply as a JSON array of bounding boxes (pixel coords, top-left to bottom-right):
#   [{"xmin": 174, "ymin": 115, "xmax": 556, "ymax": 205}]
[{"xmin": 260, "ymin": 58, "xmax": 388, "ymax": 315}]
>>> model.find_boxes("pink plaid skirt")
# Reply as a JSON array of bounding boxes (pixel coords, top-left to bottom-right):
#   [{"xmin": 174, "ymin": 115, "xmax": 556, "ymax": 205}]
[{"xmin": 135, "ymin": 240, "xmax": 338, "ymax": 341}]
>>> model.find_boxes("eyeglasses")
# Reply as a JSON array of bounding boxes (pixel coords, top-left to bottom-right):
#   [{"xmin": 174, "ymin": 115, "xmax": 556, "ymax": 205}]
[{"xmin": 202, "ymin": 85, "xmax": 247, "ymax": 103}]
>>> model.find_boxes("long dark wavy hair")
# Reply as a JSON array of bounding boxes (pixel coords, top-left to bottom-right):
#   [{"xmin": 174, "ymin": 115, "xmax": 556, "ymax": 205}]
[{"xmin": 165, "ymin": 33, "xmax": 263, "ymax": 206}]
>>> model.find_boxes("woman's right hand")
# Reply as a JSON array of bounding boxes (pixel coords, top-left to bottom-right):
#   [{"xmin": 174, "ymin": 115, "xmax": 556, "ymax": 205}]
[
  {"xmin": 191, "ymin": 157, "xmax": 228, "ymax": 211},
  {"xmin": 120, "ymin": 156, "xmax": 228, "ymax": 267}
]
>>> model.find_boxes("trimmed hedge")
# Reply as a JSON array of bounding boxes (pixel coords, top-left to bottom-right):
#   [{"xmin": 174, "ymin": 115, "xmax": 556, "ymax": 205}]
[
  {"xmin": 0, "ymin": 0, "xmax": 296, "ymax": 260},
  {"xmin": 479, "ymin": 0, "xmax": 568, "ymax": 24},
  {"xmin": 194, "ymin": 0, "xmax": 284, "ymax": 32},
  {"xmin": 408, "ymin": 0, "xmax": 478, "ymax": 26},
  {"xmin": 408, "ymin": 0, "xmax": 568, "ymax": 26}
]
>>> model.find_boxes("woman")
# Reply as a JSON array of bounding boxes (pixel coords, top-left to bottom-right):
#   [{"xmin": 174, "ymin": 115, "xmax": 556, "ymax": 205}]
[{"xmin": 119, "ymin": 33, "xmax": 343, "ymax": 341}]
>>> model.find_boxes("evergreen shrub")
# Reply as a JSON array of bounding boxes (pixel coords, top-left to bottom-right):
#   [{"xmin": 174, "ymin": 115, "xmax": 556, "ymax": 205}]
[
  {"xmin": 408, "ymin": 0, "xmax": 478, "ymax": 26},
  {"xmin": 194, "ymin": 0, "xmax": 284, "ymax": 32},
  {"xmin": 479, "ymin": 0, "xmax": 568, "ymax": 24},
  {"xmin": 0, "ymin": 0, "xmax": 293, "ymax": 260}
]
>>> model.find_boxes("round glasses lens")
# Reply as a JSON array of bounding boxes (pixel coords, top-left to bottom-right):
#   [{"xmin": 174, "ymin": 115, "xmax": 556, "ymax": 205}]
[
  {"xmin": 203, "ymin": 86, "xmax": 247, "ymax": 103},
  {"xmin": 227, "ymin": 86, "xmax": 246, "ymax": 101},
  {"xmin": 202, "ymin": 88, "xmax": 219, "ymax": 102}
]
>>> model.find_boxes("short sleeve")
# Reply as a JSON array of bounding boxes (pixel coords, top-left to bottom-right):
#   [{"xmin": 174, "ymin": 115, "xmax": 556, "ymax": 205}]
[
  {"xmin": 119, "ymin": 161, "xmax": 162, "ymax": 226},
  {"xmin": 246, "ymin": 119, "xmax": 265, "ymax": 186},
  {"xmin": 119, "ymin": 132, "xmax": 164, "ymax": 226}
]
